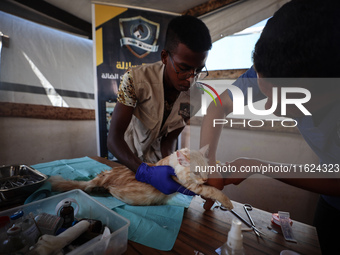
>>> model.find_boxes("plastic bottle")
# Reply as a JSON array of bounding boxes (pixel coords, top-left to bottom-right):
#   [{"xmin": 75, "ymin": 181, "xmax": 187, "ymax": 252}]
[
  {"xmin": 1, "ymin": 225, "xmax": 29, "ymax": 254},
  {"xmin": 21, "ymin": 213, "xmax": 41, "ymax": 248},
  {"xmin": 9, "ymin": 211, "xmax": 41, "ymax": 249},
  {"xmin": 60, "ymin": 200, "xmax": 74, "ymax": 228},
  {"xmin": 220, "ymin": 219, "xmax": 245, "ymax": 255}
]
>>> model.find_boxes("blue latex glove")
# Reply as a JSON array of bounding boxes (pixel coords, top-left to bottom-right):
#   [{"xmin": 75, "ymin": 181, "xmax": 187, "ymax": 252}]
[{"xmin": 135, "ymin": 163, "xmax": 196, "ymax": 196}]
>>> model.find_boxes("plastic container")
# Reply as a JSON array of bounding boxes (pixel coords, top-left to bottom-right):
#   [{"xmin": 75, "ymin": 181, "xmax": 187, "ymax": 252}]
[
  {"xmin": 0, "ymin": 190, "xmax": 130, "ymax": 255},
  {"xmin": 272, "ymin": 213, "xmax": 293, "ymax": 226}
]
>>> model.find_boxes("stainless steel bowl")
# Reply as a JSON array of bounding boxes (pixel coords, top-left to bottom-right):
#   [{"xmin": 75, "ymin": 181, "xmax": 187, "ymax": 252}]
[{"xmin": 0, "ymin": 165, "xmax": 47, "ymax": 204}]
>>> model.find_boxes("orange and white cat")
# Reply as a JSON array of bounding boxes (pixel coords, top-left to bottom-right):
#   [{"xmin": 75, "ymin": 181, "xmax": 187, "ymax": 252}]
[{"xmin": 49, "ymin": 146, "xmax": 233, "ymax": 209}]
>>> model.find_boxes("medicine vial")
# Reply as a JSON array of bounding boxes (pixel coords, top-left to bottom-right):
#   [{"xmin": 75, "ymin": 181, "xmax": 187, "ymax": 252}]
[{"xmin": 60, "ymin": 200, "xmax": 74, "ymax": 228}]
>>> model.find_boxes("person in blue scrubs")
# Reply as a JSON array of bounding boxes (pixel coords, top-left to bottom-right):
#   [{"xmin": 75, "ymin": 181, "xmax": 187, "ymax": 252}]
[{"xmin": 200, "ymin": 0, "xmax": 340, "ymax": 254}]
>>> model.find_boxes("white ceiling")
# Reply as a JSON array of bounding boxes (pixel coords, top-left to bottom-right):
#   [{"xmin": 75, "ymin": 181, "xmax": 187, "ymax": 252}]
[{"xmin": 44, "ymin": 0, "xmax": 209, "ymax": 23}]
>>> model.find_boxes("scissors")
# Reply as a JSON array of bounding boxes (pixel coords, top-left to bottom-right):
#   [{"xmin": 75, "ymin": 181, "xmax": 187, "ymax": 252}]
[
  {"xmin": 243, "ymin": 204, "xmax": 262, "ymax": 237},
  {"xmin": 229, "ymin": 209, "xmax": 265, "ymax": 237},
  {"xmin": 219, "ymin": 203, "xmax": 265, "ymax": 237}
]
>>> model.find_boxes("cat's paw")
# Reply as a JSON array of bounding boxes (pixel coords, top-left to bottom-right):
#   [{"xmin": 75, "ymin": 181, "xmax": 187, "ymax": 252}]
[{"xmin": 221, "ymin": 196, "xmax": 233, "ymax": 210}]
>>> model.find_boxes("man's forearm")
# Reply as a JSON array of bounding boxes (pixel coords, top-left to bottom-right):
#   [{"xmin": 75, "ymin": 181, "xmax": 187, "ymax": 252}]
[
  {"xmin": 107, "ymin": 137, "xmax": 142, "ymax": 172},
  {"xmin": 200, "ymin": 91, "xmax": 233, "ymax": 165},
  {"xmin": 161, "ymin": 127, "xmax": 184, "ymax": 158}
]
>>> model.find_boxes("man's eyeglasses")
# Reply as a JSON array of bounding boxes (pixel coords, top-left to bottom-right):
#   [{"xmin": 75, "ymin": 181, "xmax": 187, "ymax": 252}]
[{"xmin": 167, "ymin": 52, "xmax": 209, "ymax": 80}]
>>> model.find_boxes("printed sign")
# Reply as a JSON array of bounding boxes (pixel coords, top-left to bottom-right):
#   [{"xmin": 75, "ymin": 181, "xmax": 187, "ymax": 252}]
[
  {"xmin": 93, "ymin": 4, "xmax": 175, "ymax": 157},
  {"xmin": 119, "ymin": 16, "xmax": 160, "ymax": 58}
]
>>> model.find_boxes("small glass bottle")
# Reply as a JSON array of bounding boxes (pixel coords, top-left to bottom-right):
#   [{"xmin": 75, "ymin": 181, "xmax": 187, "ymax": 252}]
[{"xmin": 60, "ymin": 200, "xmax": 74, "ymax": 228}]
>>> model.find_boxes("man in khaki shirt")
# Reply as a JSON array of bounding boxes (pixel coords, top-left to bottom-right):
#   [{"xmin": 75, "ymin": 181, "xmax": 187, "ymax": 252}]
[{"xmin": 107, "ymin": 15, "xmax": 211, "ymax": 195}]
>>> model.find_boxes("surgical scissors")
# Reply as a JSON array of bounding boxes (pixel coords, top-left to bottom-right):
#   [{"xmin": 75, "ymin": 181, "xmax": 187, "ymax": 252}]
[
  {"xmin": 219, "ymin": 204, "xmax": 265, "ymax": 236},
  {"xmin": 229, "ymin": 209, "xmax": 265, "ymax": 236},
  {"xmin": 243, "ymin": 204, "xmax": 262, "ymax": 237}
]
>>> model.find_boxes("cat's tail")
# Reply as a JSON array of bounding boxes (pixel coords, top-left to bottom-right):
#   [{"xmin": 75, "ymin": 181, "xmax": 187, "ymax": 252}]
[{"xmin": 49, "ymin": 175, "xmax": 96, "ymax": 193}]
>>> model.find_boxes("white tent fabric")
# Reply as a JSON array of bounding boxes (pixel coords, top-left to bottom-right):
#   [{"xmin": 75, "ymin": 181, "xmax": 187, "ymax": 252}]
[
  {"xmin": 0, "ymin": 11, "xmax": 94, "ymax": 109},
  {"xmin": 201, "ymin": 0, "xmax": 291, "ymax": 42},
  {"xmin": 47, "ymin": 0, "xmax": 293, "ymax": 43},
  {"xmin": 0, "ymin": 0, "xmax": 291, "ymax": 108}
]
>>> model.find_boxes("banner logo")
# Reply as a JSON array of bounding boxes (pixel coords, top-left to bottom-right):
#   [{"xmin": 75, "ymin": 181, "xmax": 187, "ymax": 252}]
[
  {"xmin": 194, "ymin": 82, "xmax": 312, "ymax": 128},
  {"xmin": 198, "ymin": 82, "xmax": 222, "ymax": 106},
  {"xmin": 119, "ymin": 16, "xmax": 160, "ymax": 58},
  {"xmin": 197, "ymin": 82, "xmax": 222, "ymax": 115},
  {"xmin": 198, "ymin": 83, "xmax": 311, "ymax": 117}
]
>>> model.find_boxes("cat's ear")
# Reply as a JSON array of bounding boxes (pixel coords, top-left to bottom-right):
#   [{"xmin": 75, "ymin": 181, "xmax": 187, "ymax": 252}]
[
  {"xmin": 176, "ymin": 151, "xmax": 190, "ymax": 167},
  {"xmin": 199, "ymin": 144, "xmax": 209, "ymax": 157}
]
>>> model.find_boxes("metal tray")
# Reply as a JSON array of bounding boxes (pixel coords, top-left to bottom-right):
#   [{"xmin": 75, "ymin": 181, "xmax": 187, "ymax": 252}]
[{"xmin": 0, "ymin": 165, "xmax": 47, "ymax": 204}]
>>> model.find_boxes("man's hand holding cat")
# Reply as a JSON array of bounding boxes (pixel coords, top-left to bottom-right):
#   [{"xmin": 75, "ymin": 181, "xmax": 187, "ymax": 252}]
[{"xmin": 135, "ymin": 163, "xmax": 196, "ymax": 196}]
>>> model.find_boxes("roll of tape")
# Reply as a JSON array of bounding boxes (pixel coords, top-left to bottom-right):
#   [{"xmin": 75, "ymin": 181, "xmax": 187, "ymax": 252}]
[{"xmin": 55, "ymin": 198, "xmax": 79, "ymax": 217}]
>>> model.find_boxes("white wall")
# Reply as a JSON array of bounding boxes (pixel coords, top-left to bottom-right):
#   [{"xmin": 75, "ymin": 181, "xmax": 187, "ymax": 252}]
[{"xmin": 0, "ymin": 117, "xmax": 97, "ymax": 165}]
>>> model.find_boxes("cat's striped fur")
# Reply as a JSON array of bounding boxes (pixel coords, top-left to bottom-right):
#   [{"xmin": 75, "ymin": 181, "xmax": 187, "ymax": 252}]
[{"xmin": 49, "ymin": 146, "xmax": 233, "ymax": 209}]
